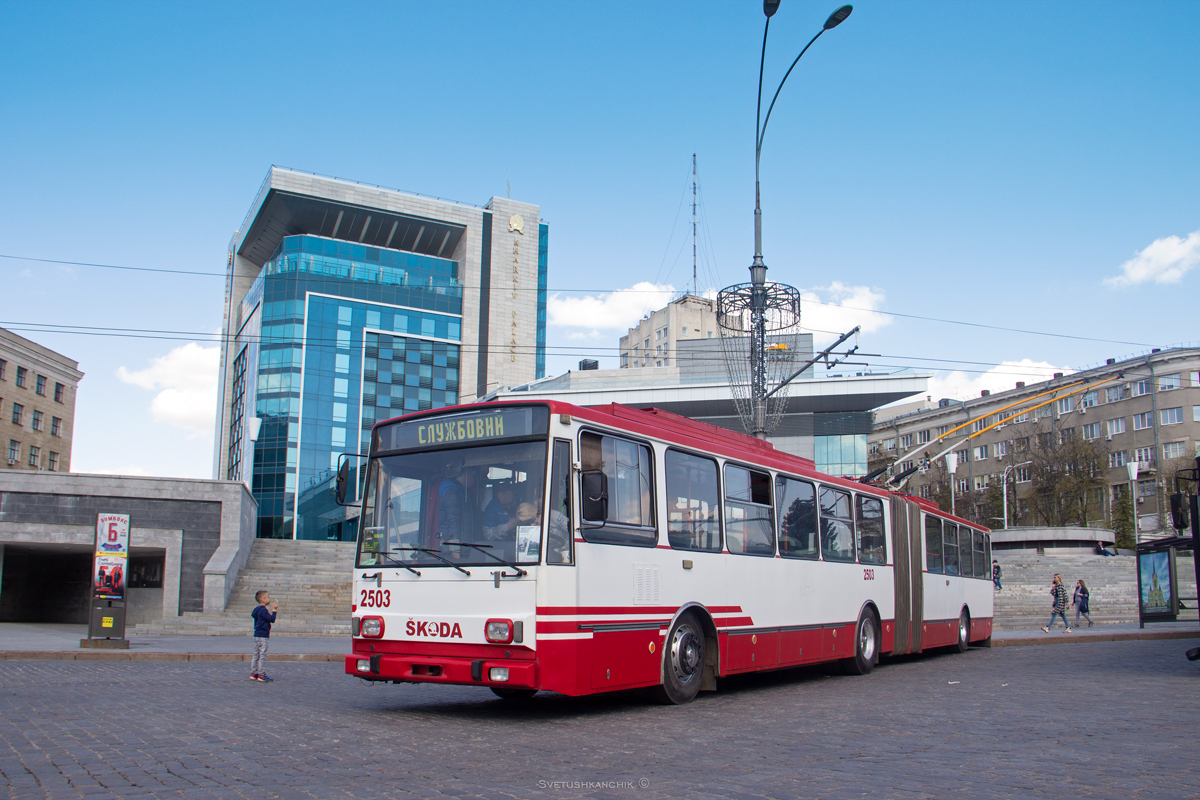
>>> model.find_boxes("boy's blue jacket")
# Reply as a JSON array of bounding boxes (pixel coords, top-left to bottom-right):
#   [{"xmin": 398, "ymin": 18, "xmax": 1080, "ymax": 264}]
[{"xmin": 252, "ymin": 605, "xmax": 276, "ymax": 638}]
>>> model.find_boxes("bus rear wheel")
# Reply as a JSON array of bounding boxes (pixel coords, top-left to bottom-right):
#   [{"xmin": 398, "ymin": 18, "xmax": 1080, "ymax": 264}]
[
  {"xmin": 654, "ymin": 611, "xmax": 706, "ymax": 705},
  {"xmin": 955, "ymin": 609, "xmax": 970, "ymax": 653},
  {"xmin": 842, "ymin": 610, "xmax": 878, "ymax": 675},
  {"xmin": 490, "ymin": 687, "xmax": 538, "ymax": 700}
]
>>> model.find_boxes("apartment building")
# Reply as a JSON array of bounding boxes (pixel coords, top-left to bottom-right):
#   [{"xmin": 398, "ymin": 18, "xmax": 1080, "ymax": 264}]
[
  {"xmin": 0, "ymin": 327, "xmax": 82, "ymax": 473},
  {"xmin": 869, "ymin": 347, "xmax": 1200, "ymax": 534},
  {"xmin": 619, "ymin": 294, "xmax": 718, "ymax": 369}
]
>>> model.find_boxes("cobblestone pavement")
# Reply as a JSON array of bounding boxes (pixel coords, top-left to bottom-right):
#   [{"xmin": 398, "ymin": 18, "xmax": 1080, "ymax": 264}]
[{"xmin": 1, "ymin": 640, "xmax": 1197, "ymax": 800}]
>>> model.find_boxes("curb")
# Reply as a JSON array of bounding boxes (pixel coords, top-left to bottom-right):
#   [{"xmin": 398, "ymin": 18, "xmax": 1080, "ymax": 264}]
[
  {"xmin": 991, "ymin": 630, "xmax": 1200, "ymax": 647},
  {"xmin": 0, "ymin": 652, "xmax": 344, "ymax": 662}
]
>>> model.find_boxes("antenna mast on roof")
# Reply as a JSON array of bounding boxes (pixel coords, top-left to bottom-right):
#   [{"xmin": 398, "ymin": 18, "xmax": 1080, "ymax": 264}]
[{"xmin": 692, "ymin": 153, "xmax": 698, "ymax": 297}]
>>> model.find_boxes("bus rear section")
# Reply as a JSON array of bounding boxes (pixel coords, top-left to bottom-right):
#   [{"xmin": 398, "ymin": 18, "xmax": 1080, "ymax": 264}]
[{"xmin": 345, "ymin": 405, "xmax": 567, "ymax": 696}]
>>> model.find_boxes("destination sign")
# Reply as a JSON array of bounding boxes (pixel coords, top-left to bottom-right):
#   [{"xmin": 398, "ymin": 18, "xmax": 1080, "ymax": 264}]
[{"xmin": 376, "ymin": 406, "xmax": 548, "ymax": 452}]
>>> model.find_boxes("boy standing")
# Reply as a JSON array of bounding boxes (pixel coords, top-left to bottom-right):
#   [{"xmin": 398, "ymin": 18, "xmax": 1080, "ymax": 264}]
[{"xmin": 250, "ymin": 590, "xmax": 279, "ymax": 682}]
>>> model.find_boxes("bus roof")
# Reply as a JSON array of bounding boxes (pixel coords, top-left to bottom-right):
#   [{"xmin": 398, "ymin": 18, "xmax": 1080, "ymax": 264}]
[{"xmin": 373, "ymin": 399, "xmax": 990, "ymax": 531}]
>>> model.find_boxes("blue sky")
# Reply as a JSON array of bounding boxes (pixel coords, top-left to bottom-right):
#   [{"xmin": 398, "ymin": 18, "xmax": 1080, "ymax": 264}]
[{"xmin": 1, "ymin": 1, "xmax": 1197, "ymax": 478}]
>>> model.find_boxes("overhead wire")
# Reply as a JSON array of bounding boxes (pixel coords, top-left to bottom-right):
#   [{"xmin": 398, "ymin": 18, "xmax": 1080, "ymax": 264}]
[{"xmin": 0, "ymin": 250, "xmax": 1156, "ymax": 348}]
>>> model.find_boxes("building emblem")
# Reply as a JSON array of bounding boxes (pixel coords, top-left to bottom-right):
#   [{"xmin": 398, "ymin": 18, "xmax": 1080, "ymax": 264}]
[{"xmin": 508, "ymin": 214, "xmax": 524, "ymax": 234}]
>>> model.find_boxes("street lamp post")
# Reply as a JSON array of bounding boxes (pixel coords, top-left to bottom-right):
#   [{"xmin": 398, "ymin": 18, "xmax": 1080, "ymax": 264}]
[
  {"xmin": 743, "ymin": 0, "xmax": 852, "ymax": 437},
  {"xmin": 1001, "ymin": 460, "xmax": 1033, "ymax": 530}
]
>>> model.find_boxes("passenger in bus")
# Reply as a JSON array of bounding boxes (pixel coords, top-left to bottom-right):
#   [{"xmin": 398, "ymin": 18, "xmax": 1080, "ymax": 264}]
[
  {"xmin": 482, "ymin": 480, "xmax": 521, "ymax": 541},
  {"xmin": 431, "ymin": 457, "xmax": 468, "ymax": 545}
]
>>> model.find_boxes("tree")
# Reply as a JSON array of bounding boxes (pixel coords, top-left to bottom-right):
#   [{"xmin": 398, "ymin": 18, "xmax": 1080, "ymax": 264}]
[
  {"xmin": 1024, "ymin": 422, "xmax": 1109, "ymax": 527},
  {"xmin": 1111, "ymin": 487, "xmax": 1135, "ymax": 549}
]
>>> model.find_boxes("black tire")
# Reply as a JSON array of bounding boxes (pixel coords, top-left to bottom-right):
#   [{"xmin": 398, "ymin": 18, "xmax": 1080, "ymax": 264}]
[
  {"xmin": 842, "ymin": 609, "xmax": 879, "ymax": 675},
  {"xmin": 654, "ymin": 611, "xmax": 706, "ymax": 705},
  {"xmin": 955, "ymin": 608, "xmax": 970, "ymax": 653},
  {"xmin": 490, "ymin": 687, "xmax": 538, "ymax": 700}
]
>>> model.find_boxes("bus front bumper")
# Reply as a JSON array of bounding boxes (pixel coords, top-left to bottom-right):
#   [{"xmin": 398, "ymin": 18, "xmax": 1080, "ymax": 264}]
[{"xmin": 344, "ymin": 653, "xmax": 538, "ymax": 688}]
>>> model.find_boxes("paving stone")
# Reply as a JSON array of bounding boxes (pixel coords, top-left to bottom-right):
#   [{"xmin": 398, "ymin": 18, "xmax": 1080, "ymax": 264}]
[{"xmin": 1, "ymin": 641, "xmax": 1198, "ymax": 798}]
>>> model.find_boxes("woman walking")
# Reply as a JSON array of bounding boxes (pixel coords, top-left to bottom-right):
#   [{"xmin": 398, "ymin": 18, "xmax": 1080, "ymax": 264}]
[
  {"xmin": 1073, "ymin": 579, "xmax": 1094, "ymax": 628},
  {"xmin": 1041, "ymin": 573, "xmax": 1072, "ymax": 633}
]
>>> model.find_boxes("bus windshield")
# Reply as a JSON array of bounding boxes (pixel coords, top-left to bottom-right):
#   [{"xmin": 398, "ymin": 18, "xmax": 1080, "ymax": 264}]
[{"xmin": 357, "ymin": 440, "xmax": 549, "ymax": 569}]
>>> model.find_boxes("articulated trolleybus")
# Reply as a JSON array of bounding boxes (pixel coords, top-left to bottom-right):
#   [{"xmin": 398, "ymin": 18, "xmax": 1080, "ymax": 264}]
[{"xmin": 346, "ymin": 401, "xmax": 993, "ymax": 703}]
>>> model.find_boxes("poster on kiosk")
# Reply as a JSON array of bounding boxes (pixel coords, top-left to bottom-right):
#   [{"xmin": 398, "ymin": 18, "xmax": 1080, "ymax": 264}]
[{"xmin": 93, "ymin": 513, "xmax": 129, "ymax": 600}]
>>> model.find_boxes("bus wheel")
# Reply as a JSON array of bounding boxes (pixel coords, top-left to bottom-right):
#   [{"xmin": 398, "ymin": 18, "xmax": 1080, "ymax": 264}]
[
  {"xmin": 955, "ymin": 609, "xmax": 970, "ymax": 653},
  {"xmin": 490, "ymin": 687, "xmax": 538, "ymax": 700},
  {"xmin": 842, "ymin": 610, "xmax": 878, "ymax": 676},
  {"xmin": 655, "ymin": 611, "xmax": 706, "ymax": 704}
]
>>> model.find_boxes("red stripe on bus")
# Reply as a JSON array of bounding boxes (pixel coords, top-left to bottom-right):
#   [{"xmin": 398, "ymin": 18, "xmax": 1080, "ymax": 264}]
[{"xmin": 537, "ymin": 605, "xmax": 743, "ymax": 616}]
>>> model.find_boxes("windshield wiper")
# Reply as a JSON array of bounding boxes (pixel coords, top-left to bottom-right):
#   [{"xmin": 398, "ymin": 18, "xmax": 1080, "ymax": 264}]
[
  {"xmin": 372, "ymin": 551, "xmax": 421, "ymax": 576},
  {"xmin": 394, "ymin": 547, "xmax": 471, "ymax": 576},
  {"xmin": 441, "ymin": 541, "xmax": 528, "ymax": 578}
]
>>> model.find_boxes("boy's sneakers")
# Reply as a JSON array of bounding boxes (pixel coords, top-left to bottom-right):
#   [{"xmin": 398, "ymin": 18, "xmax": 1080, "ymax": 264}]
[
  {"xmin": 257, "ymin": 673, "xmax": 273, "ymax": 682},
  {"xmin": 1040, "ymin": 626, "xmax": 1050, "ymax": 633},
  {"xmin": 1064, "ymin": 628, "xmax": 1072, "ymax": 633},
  {"xmin": 249, "ymin": 673, "xmax": 260, "ymax": 681}
]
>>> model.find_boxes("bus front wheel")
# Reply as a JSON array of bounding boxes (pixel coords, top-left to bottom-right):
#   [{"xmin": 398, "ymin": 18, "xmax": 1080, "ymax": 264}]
[
  {"xmin": 655, "ymin": 611, "xmax": 706, "ymax": 705},
  {"xmin": 842, "ymin": 609, "xmax": 878, "ymax": 675},
  {"xmin": 955, "ymin": 609, "xmax": 970, "ymax": 653}
]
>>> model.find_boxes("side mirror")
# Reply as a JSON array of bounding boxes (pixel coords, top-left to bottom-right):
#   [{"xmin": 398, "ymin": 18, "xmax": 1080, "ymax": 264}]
[
  {"xmin": 334, "ymin": 459, "xmax": 351, "ymax": 505},
  {"xmin": 580, "ymin": 469, "xmax": 609, "ymax": 524},
  {"xmin": 1170, "ymin": 492, "xmax": 1188, "ymax": 531}
]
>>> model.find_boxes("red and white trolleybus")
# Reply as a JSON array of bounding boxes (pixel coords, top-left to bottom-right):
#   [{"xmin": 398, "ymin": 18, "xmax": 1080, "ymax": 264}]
[{"xmin": 345, "ymin": 401, "xmax": 993, "ymax": 703}]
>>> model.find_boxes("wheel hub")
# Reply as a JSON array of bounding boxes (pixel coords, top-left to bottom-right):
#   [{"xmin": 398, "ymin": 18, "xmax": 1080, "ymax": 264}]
[
  {"xmin": 859, "ymin": 618, "xmax": 876, "ymax": 662},
  {"xmin": 671, "ymin": 624, "xmax": 701, "ymax": 683}
]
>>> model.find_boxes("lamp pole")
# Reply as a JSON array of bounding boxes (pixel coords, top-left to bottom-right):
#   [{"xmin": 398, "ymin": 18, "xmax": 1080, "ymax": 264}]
[
  {"xmin": 1001, "ymin": 460, "xmax": 1033, "ymax": 530},
  {"xmin": 747, "ymin": 0, "xmax": 852, "ymax": 437}
]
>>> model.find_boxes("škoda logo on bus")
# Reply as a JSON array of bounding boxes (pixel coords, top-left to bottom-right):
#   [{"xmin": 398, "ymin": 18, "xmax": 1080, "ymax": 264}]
[{"xmin": 405, "ymin": 618, "xmax": 463, "ymax": 638}]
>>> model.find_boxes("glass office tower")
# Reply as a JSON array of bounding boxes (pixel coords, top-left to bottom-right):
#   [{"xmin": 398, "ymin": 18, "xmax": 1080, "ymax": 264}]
[{"xmin": 233, "ymin": 234, "xmax": 462, "ymax": 540}]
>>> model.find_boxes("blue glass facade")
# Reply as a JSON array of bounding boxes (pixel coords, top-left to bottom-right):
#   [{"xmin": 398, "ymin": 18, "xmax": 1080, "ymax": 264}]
[
  {"xmin": 241, "ymin": 235, "xmax": 462, "ymax": 540},
  {"xmin": 814, "ymin": 434, "xmax": 868, "ymax": 478},
  {"xmin": 536, "ymin": 223, "xmax": 548, "ymax": 379}
]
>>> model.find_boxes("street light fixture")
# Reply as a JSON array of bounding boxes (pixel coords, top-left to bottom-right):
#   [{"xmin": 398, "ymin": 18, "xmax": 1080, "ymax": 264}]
[{"xmin": 719, "ymin": 1, "xmax": 854, "ymax": 438}]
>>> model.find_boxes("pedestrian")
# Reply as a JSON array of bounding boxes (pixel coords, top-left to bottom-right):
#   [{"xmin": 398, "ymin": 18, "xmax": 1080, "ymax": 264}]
[
  {"xmin": 1041, "ymin": 574, "xmax": 1071, "ymax": 633},
  {"xmin": 250, "ymin": 590, "xmax": 279, "ymax": 682},
  {"xmin": 1073, "ymin": 579, "xmax": 1094, "ymax": 628},
  {"xmin": 992, "ymin": 559, "xmax": 1002, "ymax": 590}
]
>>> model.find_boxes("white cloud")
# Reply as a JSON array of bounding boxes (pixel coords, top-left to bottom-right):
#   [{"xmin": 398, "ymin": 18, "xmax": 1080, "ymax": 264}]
[
  {"xmin": 800, "ymin": 282, "xmax": 891, "ymax": 345},
  {"xmin": 548, "ymin": 282, "xmax": 676, "ymax": 332},
  {"xmin": 1103, "ymin": 229, "xmax": 1200, "ymax": 288},
  {"xmin": 117, "ymin": 343, "xmax": 219, "ymax": 436},
  {"xmin": 926, "ymin": 359, "xmax": 1069, "ymax": 403}
]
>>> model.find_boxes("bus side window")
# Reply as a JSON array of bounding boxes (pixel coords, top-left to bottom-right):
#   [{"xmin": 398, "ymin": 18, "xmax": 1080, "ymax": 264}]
[
  {"xmin": 925, "ymin": 515, "xmax": 943, "ymax": 573},
  {"xmin": 984, "ymin": 534, "xmax": 992, "ymax": 573},
  {"xmin": 819, "ymin": 486, "xmax": 855, "ymax": 562},
  {"xmin": 665, "ymin": 449, "xmax": 721, "ymax": 553},
  {"xmin": 958, "ymin": 526, "xmax": 973, "ymax": 577},
  {"xmin": 972, "ymin": 531, "xmax": 985, "ymax": 579},
  {"xmin": 546, "ymin": 439, "xmax": 573, "ymax": 565},
  {"xmin": 579, "ymin": 431, "xmax": 656, "ymax": 546},
  {"xmin": 776, "ymin": 476, "xmax": 817, "ymax": 559},
  {"xmin": 943, "ymin": 523, "xmax": 960, "ymax": 576},
  {"xmin": 724, "ymin": 465, "xmax": 774, "ymax": 556},
  {"xmin": 855, "ymin": 495, "xmax": 886, "ymax": 565}
]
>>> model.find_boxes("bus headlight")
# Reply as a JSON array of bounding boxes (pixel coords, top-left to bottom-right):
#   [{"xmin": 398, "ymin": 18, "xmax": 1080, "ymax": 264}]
[
  {"xmin": 489, "ymin": 667, "xmax": 510, "ymax": 682},
  {"xmin": 485, "ymin": 619, "xmax": 513, "ymax": 643},
  {"xmin": 361, "ymin": 617, "xmax": 384, "ymax": 638},
  {"xmin": 357, "ymin": 659, "xmax": 370, "ymax": 672}
]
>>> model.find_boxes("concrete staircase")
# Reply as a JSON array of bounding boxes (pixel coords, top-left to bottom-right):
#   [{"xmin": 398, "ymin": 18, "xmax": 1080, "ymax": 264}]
[
  {"xmin": 992, "ymin": 552, "xmax": 1198, "ymax": 629},
  {"xmin": 132, "ymin": 539, "xmax": 355, "ymax": 637}
]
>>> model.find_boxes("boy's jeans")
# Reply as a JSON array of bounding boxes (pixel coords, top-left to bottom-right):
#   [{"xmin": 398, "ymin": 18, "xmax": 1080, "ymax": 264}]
[{"xmin": 251, "ymin": 637, "xmax": 269, "ymax": 674}]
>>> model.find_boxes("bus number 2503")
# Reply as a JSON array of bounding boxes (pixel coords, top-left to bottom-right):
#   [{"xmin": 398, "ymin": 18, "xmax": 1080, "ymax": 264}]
[
  {"xmin": 863, "ymin": 569, "xmax": 875, "ymax": 581},
  {"xmin": 360, "ymin": 589, "xmax": 391, "ymax": 608}
]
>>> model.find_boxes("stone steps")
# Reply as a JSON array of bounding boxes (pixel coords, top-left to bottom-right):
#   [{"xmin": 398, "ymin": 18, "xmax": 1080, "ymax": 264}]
[
  {"xmin": 131, "ymin": 539, "xmax": 356, "ymax": 637},
  {"xmin": 991, "ymin": 553, "xmax": 1198, "ymax": 629}
]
